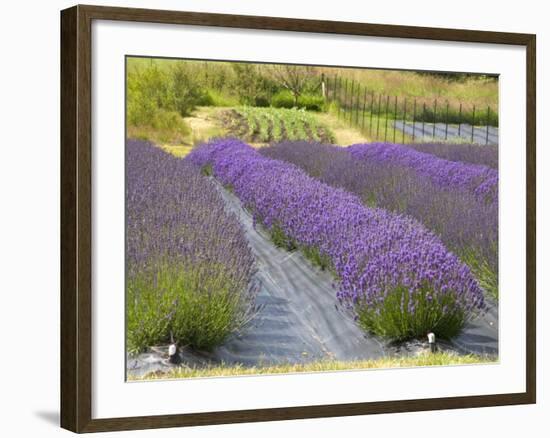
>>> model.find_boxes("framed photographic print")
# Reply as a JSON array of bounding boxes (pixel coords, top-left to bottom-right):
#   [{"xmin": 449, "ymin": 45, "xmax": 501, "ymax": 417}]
[{"xmin": 60, "ymin": 4, "xmax": 536, "ymax": 433}]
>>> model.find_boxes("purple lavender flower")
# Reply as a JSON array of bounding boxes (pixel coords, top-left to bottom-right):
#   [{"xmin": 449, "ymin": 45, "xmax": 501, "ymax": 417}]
[
  {"xmin": 126, "ymin": 139, "xmax": 256, "ymax": 351},
  {"xmin": 407, "ymin": 143, "xmax": 498, "ymax": 169},
  {"xmin": 262, "ymin": 141, "xmax": 498, "ymax": 299},
  {"xmin": 347, "ymin": 142, "xmax": 498, "ymax": 203},
  {"xmin": 188, "ymin": 138, "xmax": 485, "ymax": 340},
  {"xmin": 127, "ymin": 139, "xmax": 254, "ymax": 280}
]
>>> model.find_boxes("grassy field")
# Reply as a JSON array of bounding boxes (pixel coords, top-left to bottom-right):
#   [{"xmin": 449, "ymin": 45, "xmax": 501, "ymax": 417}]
[
  {"xmin": 314, "ymin": 111, "xmax": 370, "ymax": 145},
  {"xmin": 330, "ymin": 106, "xmax": 415, "ymax": 144},
  {"xmin": 138, "ymin": 105, "xmax": 373, "ymax": 157},
  {"xmin": 129, "ymin": 105, "xmax": 385, "ymax": 150},
  {"xmin": 126, "ymin": 57, "xmax": 499, "ymax": 379},
  {"xmin": 126, "ymin": 56, "xmax": 498, "ymax": 149},
  {"xmin": 221, "ymin": 106, "xmax": 335, "ymax": 144},
  {"xmin": 319, "ymin": 67, "xmax": 498, "ymax": 108},
  {"xmin": 127, "ymin": 58, "xmax": 497, "ymax": 108},
  {"xmin": 129, "ymin": 352, "xmax": 496, "ymax": 380}
]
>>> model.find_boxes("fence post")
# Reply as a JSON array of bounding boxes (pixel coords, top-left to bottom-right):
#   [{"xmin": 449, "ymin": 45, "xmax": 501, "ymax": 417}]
[
  {"xmin": 335, "ymin": 77, "xmax": 340, "ymax": 119},
  {"xmin": 458, "ymin": 103, "xmax": 462, "ymax": 138},
  {"xmin": 433, "ymin": 99, "xmax": 437, "ymax": 140},
  {"xmin": 321, "ymin": 73, "xmax": 326, "ymax": 99},
  {"xmin": 393, "ymin": 95, "xmax": 398, "ymax": 143},
  {"xmin": 352, "ymin": 79, "xmax": 355, "ymax": 121},
  {"xmin": 384, "ymin": 95, "xmax": 390, "ymax": 142},
  {"xmin": 362, "ymin": 88, "xmax": 367, "ymax": 131},
  {"xmin": 351, "ymin": 84, "xmax": 357, "ymax": 126},
  {"xmin": 471, "ymin": 105, "xmax": 476, "ymax": 143},
  {"xmin": 402, "ymin": 98, "xmax": 408, "ymax": 143},
  {"xmin": 355, "ymin": 86, "xmax": 361, "ymax": 126},
  {"xmin": 486, "ymin": 106, "xmax": 490, "ymax": 145},
  {"xmin": 422, "ymin": 102, "xmax": 426, "ymax": 140},
  {"xmin": 353, "ymin": 85, "xmax": 358, "ymax": 126},
  {"xmin": 445, "ymin": 101, "xmax": 449, "ymax": 140},
  {"xmin": 369, "ymin": 91, "xmax": 375, "ymax": 135},
  {"xmin": 349, "ymin": 84, "xmax": 359, "ymax": 126},
  {"xmin": 412, "ymin": 99, "xmax": 417, "ymax": 141},
  {"xmin": 341, "ymin": 78, "xmax": 348, "ymax": 120},
  {"xmin": 338, "ymin": 76, "xmax": 343, "ymax": 116},
  {"xmin": 376, "ymin": 94, "xmax": 382, "ymax": 140},
  {"xmin": 352, "ymin": 88, "xmax": 356, "ymax": 126}
]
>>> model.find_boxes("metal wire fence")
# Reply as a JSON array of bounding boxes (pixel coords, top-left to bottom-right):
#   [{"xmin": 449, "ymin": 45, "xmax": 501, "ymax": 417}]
[{"xmin": 323, "ymin": 74, "xmax": 498, "ymax": 145}]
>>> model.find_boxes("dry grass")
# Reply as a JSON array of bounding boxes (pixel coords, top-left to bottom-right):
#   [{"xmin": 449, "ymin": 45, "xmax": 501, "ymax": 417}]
[
  {"xmin": 127, "ymin": 58, "xmax": 497, "ymax": 108},
  {"xmin": 159, "ymin": 144, "xmax": 194, "ymax": 158},
  {"xmin": 150, "ymin": 106, "xmax": 410, "ymax": 152},
  {"xmin": 314, "ymin": 111, "xmax": 371, "ymax": 145},
  {"xmin": 184, "ymin": 106, "xmax": 226, "ymax": 145},
  {"xmin": 139, "ymin": 107, "xmax": 227, "ymax": 158},
  {"xmin": 319, "ymin": 67, "xmax": 498, "ymax": 110},
  {"xmin": 315, "ymin": 107, "xmax": 416, "ymax": 146},
  {"xmin": 127, "ymin": 123, "xmax": 190, "ymax": 146},
  {"xmin": 129, "ymin": 352, "xmax": 496, "ymax": 381}
]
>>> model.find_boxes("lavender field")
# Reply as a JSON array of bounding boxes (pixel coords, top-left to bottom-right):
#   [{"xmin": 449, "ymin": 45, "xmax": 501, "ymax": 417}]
[
  {"xmin": 263, "ymin": 141, "xmax": 498, "ymax": 299},
  {"xmin": 407, "ymin": 142, "xmax": 498, "ymax": 169},
  {"xmin": 125, "ymin": 59, "xmax": 499, "ymax": 379},
  {"xmin": 189, "ymin": 139, "xmax": 486, "ymax": 337},
  {"xmin": 126, "ymin": 140, "xmax": 256, "ymax": 353},
  {"xmin": 126, "ymin": 137, "xmax": 498, "ymax": 379}
]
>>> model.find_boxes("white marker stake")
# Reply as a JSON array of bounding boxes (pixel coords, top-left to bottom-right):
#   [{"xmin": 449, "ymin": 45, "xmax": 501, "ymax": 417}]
[
  {"xmin": 168, "ymin": 344, "xmax": 177, "ymax": 356},
  {"xmin": 168, "ymin": 343, "xmax": 178, "ymax": 363},
  {"xmin": 427, "ymin": 332, "xmax": 436, "ymax": 353}
]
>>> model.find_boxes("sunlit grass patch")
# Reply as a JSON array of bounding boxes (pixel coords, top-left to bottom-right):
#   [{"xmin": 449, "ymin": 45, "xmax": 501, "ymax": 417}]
[
  {"xmin": 159, "ymin": 144, "xmax": 194, "ymax": 158},
  {"xmin": 126, "ymin": 141, "xmax": 256, "ymax": 354},
  {"xmin": 129, "ymin": 352, "xmax": 496, "ymax": 380},
  {"xmin": 356, "ymin": 285, "xmax": 467, "ymax": 341},
  {"xmin": 127, "ymin": 110, "xmax": 191, "ymax": 145},
  {"xmin": 127, "ymin": 262, "xmax": 252, "ymax": 354}
]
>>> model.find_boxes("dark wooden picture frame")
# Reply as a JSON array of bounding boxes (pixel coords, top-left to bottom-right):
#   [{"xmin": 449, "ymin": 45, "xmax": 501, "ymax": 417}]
[{"xmin": 60, "ymin": 4, "xmax": 536, "ymax": 433}]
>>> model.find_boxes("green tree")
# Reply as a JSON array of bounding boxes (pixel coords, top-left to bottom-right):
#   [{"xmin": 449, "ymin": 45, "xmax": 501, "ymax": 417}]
[
  {"xmin": 232, "ymin": 63, "xmax": 274, "ymax": 106},
  {"xmin": 266, "ymin": 65, "xmax": 318, "ymax": 105}
]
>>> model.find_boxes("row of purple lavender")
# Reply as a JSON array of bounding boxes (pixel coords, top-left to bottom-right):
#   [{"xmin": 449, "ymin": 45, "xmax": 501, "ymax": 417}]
[
  {"xmin": 347, "ymin": 142, "xmax": 498, "ymax": 203},
  {"xmin": 126, "ymin": 139, "xmax": 256, "ymax": 352},
  {"xmin": 406, "ymin": 142, "xmax": 498, "ymax": 169},
  {"xmin": 262, "ymin": 141, "xmax": 498, "ymax": 299},
  {"xmin": 187, "ymin": 139, "xmax": 485, "ymax": 340}
]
